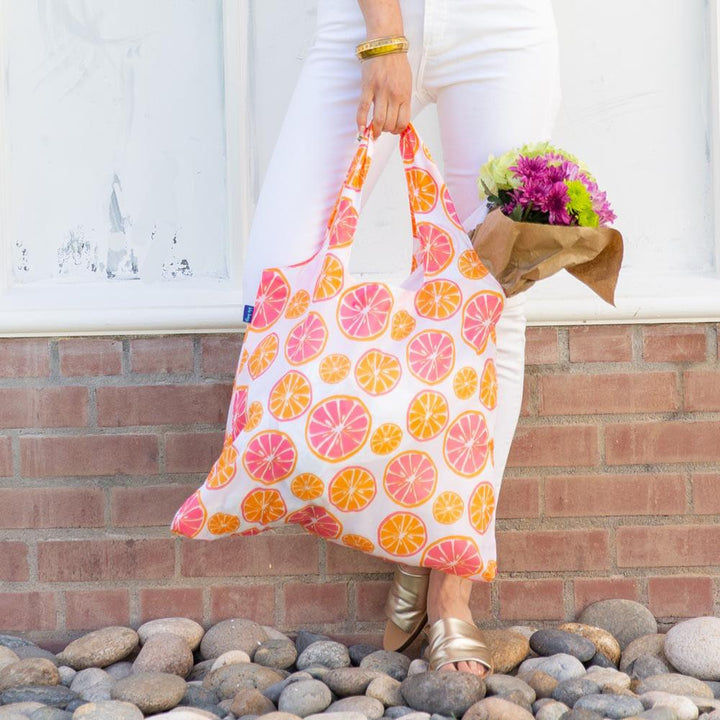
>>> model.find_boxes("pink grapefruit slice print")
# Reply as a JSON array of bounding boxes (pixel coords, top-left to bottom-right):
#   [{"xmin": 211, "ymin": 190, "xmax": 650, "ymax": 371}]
[
  {"xmin": 443, "ymin": 411, "xmax": 490, "ymax": 477},
  {"xmin": 383, "ymin": 451, "xmax": 438, "ymax": 507},
  {"xmin": 415, "ymin": 222, "xmax": 454, "ymax": 275},
  {"xmin": 461, "ymin": 291, "xmax": 504, "ymax": 355},
  {"xmin": 406, "ymin": 330, "xmax": 456, "ymax": 385},
  {"xmin": 230, "ymin": 385, "xmax": 249, "ymax": 438},
  {"xmin": 285, "ymin": 312, "xmax": 328, "ymax": 365},
  {"xmin": 171, "ymin": 490, "xmax": 207, "ymax": 538},
  {"xmin": 400, "ymin": 126, "xmax": 420, "ymax": 164},
  {"xmin": 251, "ymin": 269, "xmax": 290, "ymax": 331},
  {"xmin": 306, "ymin": 395, "xmax": 371, "ymax": 462},
  {"xmin": 242, "ymin": 430, "xmax": 298, "ymax": 484},
  {"xmin": 337, "ymin": 283, "xmax": 393, "ymax": 340},
  {"xmin": 440, "ymin": 184, "xmax": 464, "ymax": 229},
  {"xmin": 286, "ymin": 505, "xmax": 343, "ymax": 539},
  {"xmin": 329, "ymin": 197, "xmax": 359, "ymax": 248},
  {"xmin": 421, "ymin": 536, "xmax": 484, "ymax": 577}
]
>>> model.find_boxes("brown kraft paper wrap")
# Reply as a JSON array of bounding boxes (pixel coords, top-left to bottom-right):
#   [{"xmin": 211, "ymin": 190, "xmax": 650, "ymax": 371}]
[{"xmin": 469, "ymin": 208, "xmax": 624, "ymax": 306}]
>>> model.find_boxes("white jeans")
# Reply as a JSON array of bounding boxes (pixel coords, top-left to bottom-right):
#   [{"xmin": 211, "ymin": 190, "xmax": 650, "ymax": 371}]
[{"xmin": 242, "ymin": 0, "xmax": 561, "ymax": 503}]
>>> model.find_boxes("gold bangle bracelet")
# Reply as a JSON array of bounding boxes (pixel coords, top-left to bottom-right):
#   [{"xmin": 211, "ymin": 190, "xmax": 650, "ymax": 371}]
[{"xmin": 356, "ymin": 35, "xmax": 409, "ymax": 61}]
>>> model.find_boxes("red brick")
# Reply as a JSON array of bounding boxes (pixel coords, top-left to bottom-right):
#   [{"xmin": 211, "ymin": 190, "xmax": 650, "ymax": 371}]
[
  {"xmin": 0, "ymin": 592, "xmax": 56, "ymax": 631},
  {"xmin": 201, "ymin": 335, "xmax": 246, "ymax": 375},
  {"xmin": 0, "ymin": 487, "xmax": 104, "ymax": 528},
  {"xmin": 684, "ymin": 370, "xmax": 720, "ymax": 411},
  {"xmin": 58, "ymin": 338, "xmax": 122, "ymax": 376},
  {"xmin": 497, "ymin": 529, "xmax": 610, "ymax": 572},
  {"xmin": 130, "ymin": 336, "xmax": 194, "ymax": 374},
  {"xmin": 283, "ymin": 582, "xmax": 348, "ymax": 626},
  {"xmin": 498, "ymin": 580, "xmax": 564, "ymax": 621},
  {"xmin": 97, "ymin": 384, "xmax": 231, "ymax": 427},
  {"xmin": 0, "ymin": 542, "xmax": 29, "ymax": 581},
  {"xmin": 0, "ymin": 437, "xmax": 12, "ymax": 477},
  {"xmin": 326, "ymin": 543, "xmax": 392, "ymax": 575},
  {"xmin": 569, "ymin": 326, "xmax": 632, "ymax": 363},
  {"xmin": 606, "ymin": 421, "xmax": 720, "ymax": 465},
  {"xmin": 573, "ymin": 577, "xmax": 640, "ymax": 614},
  {"xmin": 210, "ymin": 585, "xmax": 275, "ymax": 625},
  {"xmin": 545, "ymin": 474, "xmax": 686, "ymax": 517},
  {"xmin": 111, "ymin": 485, "xmax": 197, "ymax": 527},
  {"xmin": 166, "ymin": 432, "xmax": 224, "ymax": 473},
  {"xmin": 525, "ymin": 328, "xmax": 559, "ymax": 365},
  {"xmin": 693, "ymin": 473, "xmax": 720, "ymax": 515},
  {"xmin": 140, "ymin": 587, "xmax": 205, "ymax": 623},
  {"xmin": 617, "ymin": 525, "xmax": 720, "ymax": 567},
  {"xmin": 65, "ymin": 590, "xmax": 130, "ymax": 630},
  {"xmin": 0, "ymin": 339, "xmax": 50, "ymax": 377},
  {"xmin": 356, "ymin": 580, "xmax": 392, "ymax": 622},
  {"xmin": 539, "ymin": 372, "xmax": 678, "ymax": 415},
  {"xmin": 508, "ymin": 425, "xmax": 599, "ymax": 468},
  {"xmin": 497, "ymin": 476, "xmax": 540, "ymax": 519},
  {"xmin": 38, "ymin": 539, "xmax": 174, "ymax": 581},
  {"xmin": 469, "ymin": 582, "xmax": 492, "ymax": 619},
  {"xmin": 643, "ymin": 325, "xmax": 706, "ymax": 362},
  {"xmin": 0, "ymin": 387, "xmax": 88, "ymax": 428},
  {"xmin": 520, "ymin": 376, "xmax": 536, "ymax": 417},
  {"xmin": 20, "ymin": 435, "xmax": 159, "ymax": 477},
  {"xmin": 648, "ymin": 576, "xmax": 714, "ymax": 618},
  {"xmin": 182, "ymin": 533, "xmax": 319, "ymax": 577}
]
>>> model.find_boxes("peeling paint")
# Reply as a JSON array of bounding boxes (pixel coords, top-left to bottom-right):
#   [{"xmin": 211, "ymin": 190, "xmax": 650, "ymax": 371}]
[
  {"xmin": 105, "ymin": 173, "xmax": 139, "ymax": 279},
  {"xmin": 57, "ymin": 226, "xmax": 100, "ymax": 276},
  {"xmin": 14, "ymin": 238, "xmax": 30, "ymax": 273},
  {"xmin": 161, "ymin": 234, "xmax": 193, "ymax": 279}
]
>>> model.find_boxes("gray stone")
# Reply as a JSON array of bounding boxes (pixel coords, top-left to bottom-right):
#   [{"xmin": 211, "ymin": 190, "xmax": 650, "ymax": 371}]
[
  {"xmin": 277, "ymin": 679, "xmax": 332, "ymax": 717},
  {"xmin": 0, "ymin": 634, "xmax": 36, "ymax": 649},
  {"xmin": 263, "ymin": 672, "xmax": 314, "ymax": 704},
  {"xmin": 366, "ymin": 676, "xmax": 404, "ymax": 707},
  {"xmin": 301, "ymin": 665, "xmax": 331, "ymax": 680},
  {"xmin": 557, "ymin": 711, "xmax": 604, "ymax": 720},
  {"xmin": 183, "ymin": 683, "xmax": 221, "ymax": 707},
  {"xmin": 260, "ymin": 713, "xmax": 304, "ymax": 720},
  {"xmin": 0, "ymin": 647, "xmax": 20, "ymax": 672},
  {"xmin": 640, "ymin": 690, "xmax": 699, "ymax": 720},
  {"xmin": 0, "ymin": 658, "xmax": 60, "ymax": 691},
  {"xmin": 188, "ymin": 660, "xmax": 216, "ymax": 682},
  {"xmin": 69, "ymin": 668, "xmax": 113, "ymax": 702},
  {"xmin": 517, "ymin": 654, "xmax": 587, "ymax": 682},
  {"xmin": 296, "ymin": 641, "xmax": 351, "ymax": 671},
  {"xmin": 462, "ymin": 696, "xmax": 534, "ymax": 720},
  {"xmin": 529, "ymin": 629, "xmax": 596, "ymax": 662},
  {"xmin": 203, "ymin": 663, "xmax": 285, "ymax": 700},
  {"xmin": 200, "ymin": 619, "xmax": 268, "ymax": 661},
  {"xmin": 305, "ymin": 713, "xmax": 367, "ymax": 720},
  {"xmin": 551, "ymin": 677, "xmax": 601, "ymax": 707},
  {"xmin": 13, "ymin": 646, "xmax": 60, "ymax": 664},
  {"xmin": 295, "ymin": 632, "xmax": 331, "ymax": 656},
  {"xmin": 133, "ymin": 632, "xmax": 194, "ymax": 678},
  {"xmin": 110, "ymin": 671, "xmax": 187, "ymax": 714},
  {"xmin": 482, "ymin": 630, "xmax": 530, "ymax": 674},
  {"xmin": 137, "ymin": 617, "xmax": 205, "ymax": 651},
  {"xmin": 103, "ymin": 661, "xmax": 133, "ymax": 681},
  {"xmin": 706, "ymin": 681, "xmax": 720, "ymax": 698},
  {"xmin": 386, "ymin": 708, "xmax": 419, "ymax": 719},
  {"xmin": 360, "ymin": 651, "xmax": 410, "ymax": 682},
  {"xmin": 637, "ymin": 674, "xmax": 714, "ymax": 699},
  {"xmin": 254, "ymin": 640, "xmax": 297, "ymax": 670},
  {"xmin": 71, "ymin": 700, "xmax": 144, "ymax": 719},
  {"xmin": 534, "ymin": 700, "xmax": 569, "ymax": 720},
  {"xmin": 57, "ymin": 628, "xmax": 139, "ymax": 671},
  {"xmin": 518, "ymin": 670, "xmax": 558, "ymax": 699},
  {"xmin": 58, "ymin": 666, "xmax": 77, "ymax": 686},
  {"xmin": 633, "ymin": 655, "xmax": 676, "ymax": 679},
  {"xmin": 664, "ymin": 617, "xmax": 720, "ymax": 682},
  {"xmin": 30, "ymin": 709, "xmax": 74, "ymax": 720},
  {"xmin": 0, "ymin": 713, "xmax": 36, "ymax": 720},
  {"xmin": 407, "ymin": 660, "xmax": 429, "ymax": 677},
  {"xmin": 484, "ymin": 675, "xmax": 535, "ymax": 705},
  {"xmin": 579, "ymin": 600, "xmax": 658, "ymax": 651},
  {"xmin": 621, "ymin": 634, "xmax": 669, "ymax": 673},
  {"xmin": 348, "ymin": 645, "xmax": 381, "ymax": 666},
  {"xmin": 148, "ymin": 712, "xmax": 224, "ymax": 720},
  {"xmin": 635, "ymin": 708, "xmax": 680, "ymax": 720},
  {"xmin": 0, "ymin": 685, "xmax": 79, "ymax": 708},
  {"xmin": 573, "ymin": 693, "xmax": 646, "ymax": 718},
  {"xmin": 586, "ymin": 651, "xmax": 617, "ymax": 669},
  {"xmin": 229, "ymin": 687, "xmax": 277, "ymax": 716},
  {"xmin": 323, "ymin": 668, "xmax": 383, "ymax": 697},
  {"xmin": 0, "ymin": 702, "xmax": 45, "ymax": 717},
  {"xmin": 400, "ymin": 671, "xmax": 485, "ymax": 716},
  {"xmin": 326, "ymin": 696, "xmax": 385, "ymax": 719}
]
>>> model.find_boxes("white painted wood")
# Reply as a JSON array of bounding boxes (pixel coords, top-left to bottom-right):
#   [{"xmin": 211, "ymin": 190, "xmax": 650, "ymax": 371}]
[{"xmin": 709, "ymin": 0, "xmax": 720, "ymax": 273}]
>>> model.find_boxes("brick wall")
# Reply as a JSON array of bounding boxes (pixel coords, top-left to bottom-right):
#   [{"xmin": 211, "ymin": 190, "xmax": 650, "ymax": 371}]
[{"xmin": 1, "ymin": 324, "xmax": 718, "ymax": 649}]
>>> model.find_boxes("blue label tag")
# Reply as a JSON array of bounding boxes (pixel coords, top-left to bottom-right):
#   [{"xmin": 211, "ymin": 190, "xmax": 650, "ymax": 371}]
[{"xmin": 243, "ymin": 305, "xmax": 254, "ymax": 324}]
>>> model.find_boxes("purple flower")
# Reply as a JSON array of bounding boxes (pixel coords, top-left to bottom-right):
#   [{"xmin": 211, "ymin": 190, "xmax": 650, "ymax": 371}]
[
  {"xmin": 510, "ymin": 155, "xmax": 548, "ymax": 180},
  {"xmin": 542, "ymin": 181, "xmax": 572, "ymax": 225}
]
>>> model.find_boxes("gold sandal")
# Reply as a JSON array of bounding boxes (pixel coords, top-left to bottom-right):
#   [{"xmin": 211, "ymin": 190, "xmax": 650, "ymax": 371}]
[
  {"xmin": 424, "ymin": 617, "xmax": 494, "ymax": 675},
  {"xmin": 383, "ymin": 565, "xmax": 431, "ymax": 652}
]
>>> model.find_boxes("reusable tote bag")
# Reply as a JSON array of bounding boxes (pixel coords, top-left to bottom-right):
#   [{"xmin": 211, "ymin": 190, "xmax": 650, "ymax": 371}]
[{"xmin": 172, "ymin": 124, "xmax": 505, "ymax": 582}]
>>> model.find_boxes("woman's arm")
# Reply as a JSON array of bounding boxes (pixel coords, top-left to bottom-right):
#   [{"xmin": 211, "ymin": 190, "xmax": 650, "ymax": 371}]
[{"xmin": 356, "ymin": 0, "xmax": 412, "ymax": 137}]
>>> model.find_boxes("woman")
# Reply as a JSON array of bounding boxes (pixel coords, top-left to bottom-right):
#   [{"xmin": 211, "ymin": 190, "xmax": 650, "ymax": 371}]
[{"xmin": 241, "ymin": 0, "xmax": 561, "ymax": 677}]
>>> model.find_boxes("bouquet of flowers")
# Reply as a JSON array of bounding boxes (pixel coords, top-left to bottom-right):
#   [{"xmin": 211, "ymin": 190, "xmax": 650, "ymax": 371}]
[{"xmin": 470, "ymin": 142, "xmax": 623, "ymax": 305}]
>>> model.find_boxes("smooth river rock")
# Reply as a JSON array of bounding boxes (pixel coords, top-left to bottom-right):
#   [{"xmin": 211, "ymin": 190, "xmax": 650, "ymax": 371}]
[
  {"xmin": 463, "ymin": 696, "xmax": 535, "ymax": 720},
  {"xmin": 137, "ymin": 618, "xmax": 204, "ymax": 651},
  {"xmin": 517, "ymin": 654, "xmax": 587, "ymax": 682},
  {"xmin": 482, "ymin": 630, "xmax": 530, "ymax": 674},
  {"xmin": 296, "ymin": 642, "xmax": 351, "ymax": 671},
  {"xmin": 400, "ymin": 671, "xmax": 486, "ymax": 717},
  {"xmin": 132, "ymin": 632, "xmax": 194, "ymax": 678},
  {"xmin": 635, "ymin": 673, "xmax": 714, "ymax": 698},
  {"xmin": 277, "ymin": 679, "xmax": 332, "ymax": 717},
  {"xmin": 664, "ymin": 616, "xmax": 720, "ymax": 681},
  {"xmin": 203, "ymin": 662, "xmax": 285, "ymax": 700},
  {"xmin": 573, "ymin": 693, "xmax": 645, "ymax": 718},
  {"xmin": 558, "ymin": 623, "xmax": 622, "ymax": 665},
  {"xmin": 57, "ymin": 628, "xmax": 139, "ymax": 671},
  {"xmin": 640, "ymin": 690, "xmax": 700, "ymax": 720},
  {"xmin": 529, "ymin": 629, "xmax": 596, "ymax": 662},
  {"xmin": 0, "ymin": 658, "xmax": 60, "ymax": 691},
  {"xmin": 360, "ymin": 651, "xmax": 410, "ymax": 681},
  {"xmin": 254, "ymin": 640, "xmax": 298, "ymax": 670},
  {"xmin": 326, "ymin": 696, "xmax": 385, "ymax": 719},
  {"xmin": 323, "ymin": 668, "xmax": 383, "ymax": 697},
  {"xmin": 71, "ymin": 700, "xmax": 144, "ymax": 719},
  {"xmin": 200, "ymin": 618, "xmax": 268, "ymax": 661},
  {"xmin": 578, "ymin": 600, "xmax": 658, "ymax": 650},
  {"xmin": 110, "ymin": 671, "xmax": 187, "ymax": 714}
]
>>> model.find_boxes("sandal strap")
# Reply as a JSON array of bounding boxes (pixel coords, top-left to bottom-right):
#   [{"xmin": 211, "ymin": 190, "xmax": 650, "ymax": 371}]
[
  {"xmin": 384, "ymin": 565, "xmax": 430, "ymax": 634},
  {"xmin": 425, "ymin": 617, "xmax": 494, "ymax": 673}
]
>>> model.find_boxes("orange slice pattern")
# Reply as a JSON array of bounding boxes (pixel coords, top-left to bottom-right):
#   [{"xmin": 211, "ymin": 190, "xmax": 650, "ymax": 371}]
[
  {"xmin": 378, "ymin": 511, "xmax": 427, "ymax": 556},
  {"xmin": 319, "ymin": 353, "xmax": 351, "ymax": 384},
  {"xmin": 457, "ymin": 249, "xmax": 489, "ymax": 280},
  {"xmin": 407, "ymin": 390, "xmax": 449, "ymax": 441},
  {"xmin": 370, "ymin": 423, "xmax": 403, "ymax": 455},
  {"xmin": 268, "ymin": 371, "xmax": 312, "ymax": 421},
  {"xmin": 285, "ymin": 289, "xmax": 311, "ymax": 319},
  {"xmin": 248, "ymin": 333, "xmax": 279, "ymax": 380},
  {"xmin": 453, "ymin": 367, "xmax": 479, "ymax": 400},
  {"xmin": 390, "ymin": 310, "xmax": 416, "ymax": 341},
  {"xmin": 241, "ymin": 488, "xmax": 287, "ymax": 525},
  {"xmin": 244, "ymin": 401, "xmax": 263, "ymax": 433},
  {"xmin": 480, "ymin": 359, "xmax": 498, "ymax": 410},
  {"xmin": 328, "ymin": 466, "xmax": 377, "ymax": 512},
  {"xmin": 415, "ymin": 279, "xmax": 462, "ymax": 321},
  {"xmin": 205, "ymin": 444, "xmax": 238, "ymax": 490},
  {"xmin": 469, "ymin": 481, "xmax": 495, "ymax": 534},
  {"xmin": 342, "ymin": 534, "xmax": 375, "ymax": 553},
  {"xmin": 355, "ymin": 349, "xmax": 402, "ymax": 396},
  {"xmin": 290, "ymin": 473, "xmax": 325, "ymax": 501},
  {"xmin": 313, "ymin": 254, "xmax": 344, "ymax": 302},
  {"xmin": 407, "ymin": 167, "xmax": 438, "ymax": 214},
  {"xmin": 432, "ymin": 491, "xmax": 465, "ymax": 525},
  {"xmin": 207, "ymin": 512, "xmax": 240, "ymax": 535}
]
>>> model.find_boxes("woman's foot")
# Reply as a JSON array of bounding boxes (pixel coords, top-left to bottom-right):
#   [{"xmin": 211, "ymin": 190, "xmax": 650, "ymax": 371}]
[{"xmin": 425, "ymin": 569, "xmax": 490, "ymax": 677}]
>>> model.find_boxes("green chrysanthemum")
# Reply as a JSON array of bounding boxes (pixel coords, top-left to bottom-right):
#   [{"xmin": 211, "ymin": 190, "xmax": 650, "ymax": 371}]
[{"xmin": 566, "ymin": 180, "xmax": 599, "ymax": 228}]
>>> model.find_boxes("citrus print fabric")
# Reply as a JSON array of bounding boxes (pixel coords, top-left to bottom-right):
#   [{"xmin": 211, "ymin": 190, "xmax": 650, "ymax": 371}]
[{"xmin": 171, "ymin": 124, "xmax": 506, "ymax": 581}]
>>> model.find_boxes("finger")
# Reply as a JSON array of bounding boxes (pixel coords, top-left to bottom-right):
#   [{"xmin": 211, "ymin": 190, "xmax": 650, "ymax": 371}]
[
  {"xmin": 384, "ymin": 100, "xmax": 402, "ymax": 135},
  {"xmin": 356, "ymin": 93, "xmax": 373, "ymax": 136},
  {"xmin": 394, "ymin": 101, "xmax": 411, "ymax": 134},
  {"xmin": 372, "ymin": 96, "xmax": 388, "ymax": 139}
]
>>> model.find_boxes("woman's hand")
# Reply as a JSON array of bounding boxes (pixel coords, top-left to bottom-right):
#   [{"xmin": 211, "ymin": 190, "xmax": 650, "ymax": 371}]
[{"xmin": 357, "ymin": 52, "xmax": 412, "ymax": 139}]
